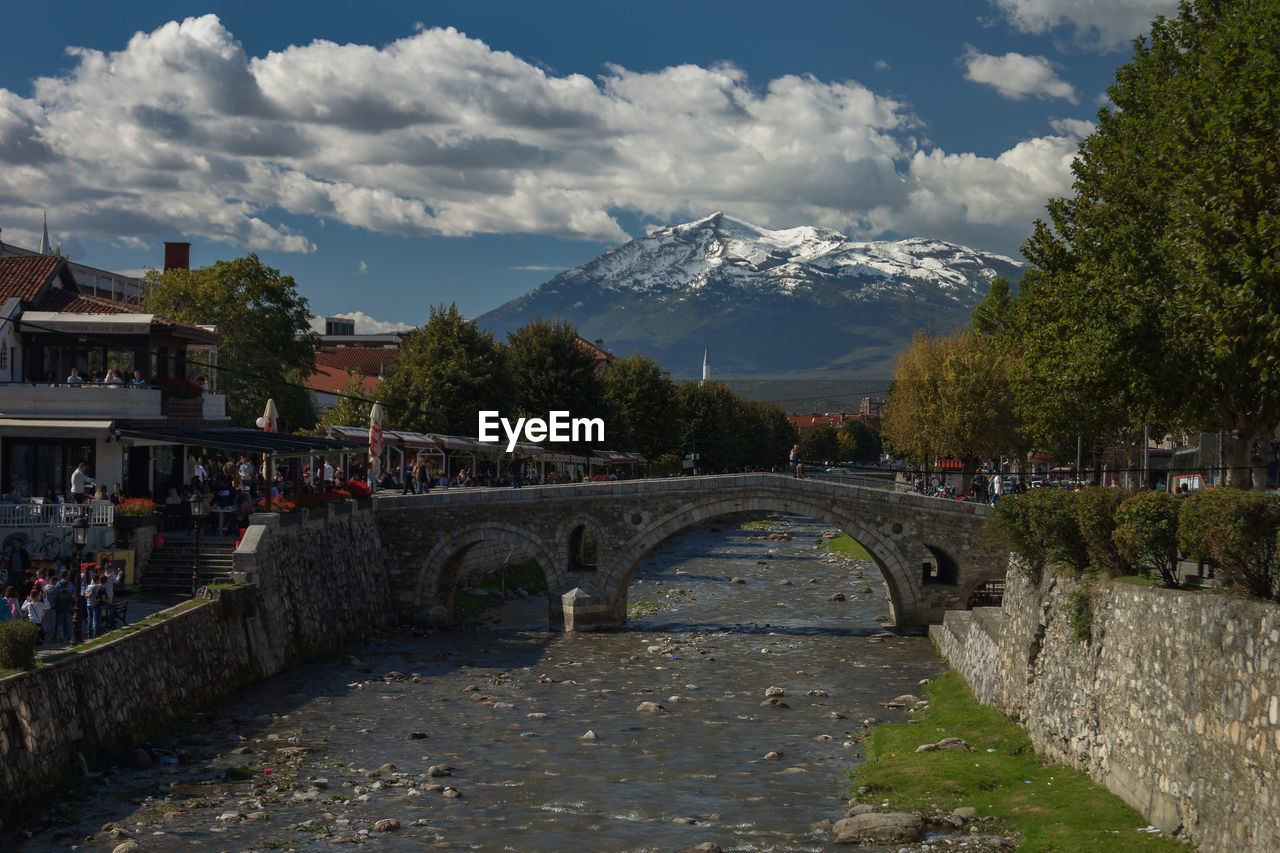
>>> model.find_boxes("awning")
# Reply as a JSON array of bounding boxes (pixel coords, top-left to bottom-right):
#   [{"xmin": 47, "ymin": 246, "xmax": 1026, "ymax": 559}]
[
  {"xmin": 591, "ymin": 450, "xmax": 635, "ymax": 464},
  {"xmin": 20, "ymin": 312, "xmax": 154, "ymax": 335},
  {"xmin": 0, "ymin": 418, "xmax": 115, "ymax": 440},
  {"xmin": 114, "ymin": 426, "xmax": 362, "ymax": 456}
]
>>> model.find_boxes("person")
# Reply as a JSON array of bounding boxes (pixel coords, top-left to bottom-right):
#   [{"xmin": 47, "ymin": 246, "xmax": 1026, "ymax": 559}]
[
  {"xmin": 93, "ymin": 484, "xmax": 109, "ymax": 502},
  {"xmin": 110, "ymin": 482, "xmax": 125, "ymax": 504},
  {"xmin": 130, "ymin": 369, "xmax": 147, "ymax": 388},
  {"xmin": 51, "ymin": 572, "xmax": 74, "ymax": 641},
  {"xmin": 65, "ymin": 366, "xmax": 85, "ymax": 385},
  {"xmin": 511, "ymin": 453, "xmax": 524, "ymax": 489},
  {"xmin": 70, "ymin": 462, "xmax": 94, "ymax": 503},
  {"xmin": 104, "ymin": 369, "xmax": 124, "ymax": 387},
  {"xmin": 2, "ymin": 538, "xmax": 30, "ymax": 595},
  {"xmin": 193, "ymin": 456, "xmax": 209, "ymax": 485},
  {"xmin": 2, "ymin": 585, "xmax": 18, "ymax": 622},
  {"xmin": 238, "ymin": 456, "xmax": 256, "ymax": 495},
  {"xmin": 42, "ymin": 487, "xmax": 58, "ymax": 505},
  {"xmin": 990, "ymin": 472, "xmax": 1003, "ymax": 506},
  {"xmin": 789, "ymin": 444, "xmax": 801, "ymax": 478},
  {"xmin": 22, "ymin": 586, "xmax": 48, "ymax": 645},
  {"xmin": 82, "ymin": 570, "xmax": 103, "ymax": 638},
  {"xmin": 198, "ymin": 375, "xmax": 210, "ymax": 393},
  {"xmin": 2, "ymin": 486, "xmax": 23, "ymax": 504},
  {"xmin": 415, "ymin": 458, "xmax": 430, "ymax": 494}
]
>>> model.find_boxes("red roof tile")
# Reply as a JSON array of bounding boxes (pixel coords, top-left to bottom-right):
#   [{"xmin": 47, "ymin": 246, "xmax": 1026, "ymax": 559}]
[
  {"xmin": 308, "ymin": 361, "xmax": 383, "ymax": 396},
  {"xmin": 315, "ymin": 347, "xmax": 398, "ymax": 377},
  {"xmin": 0, "ymin": 255, "xmax": 63, "ymax": 303}
]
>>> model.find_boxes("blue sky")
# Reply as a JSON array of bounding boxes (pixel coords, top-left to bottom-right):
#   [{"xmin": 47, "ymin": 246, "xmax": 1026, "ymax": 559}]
[{"xmin": 0, "ymin": 0, "xmax": 1177, "ymax": 331}]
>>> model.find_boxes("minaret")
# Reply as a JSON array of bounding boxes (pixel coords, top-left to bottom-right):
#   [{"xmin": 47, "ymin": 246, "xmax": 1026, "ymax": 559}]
[
  {"xmin": 700, "ymin": 347, "xmax": 709, "ymax": 386},
  {"xmin": 39, "ymin": 211, "xmax": 51, "ymax": 255}
]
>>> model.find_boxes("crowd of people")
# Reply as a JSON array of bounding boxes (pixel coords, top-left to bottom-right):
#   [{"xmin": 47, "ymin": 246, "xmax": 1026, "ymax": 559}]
[{"xmin": 0, "ymin": 537, "xmax": 123, "ymax": 645}]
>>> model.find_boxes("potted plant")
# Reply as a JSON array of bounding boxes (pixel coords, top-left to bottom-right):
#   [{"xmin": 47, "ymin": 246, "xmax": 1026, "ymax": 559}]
[{"xmin": 114, "ymin": 497, "xmax": 158, "ymax": 548}]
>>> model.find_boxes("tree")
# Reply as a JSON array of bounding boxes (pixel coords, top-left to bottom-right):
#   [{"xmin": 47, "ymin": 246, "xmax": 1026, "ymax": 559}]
[
  {"xmin": 799, "ymin": 424, "xmax": 840, "ymax": 465},
  {"xmin": 143, "ymin": 254, "xmax": 316, "ymax": 429},
  {"xmin": 839, "ymin": 420, "xmax": 882, "ymax": 463},
  {"xmin": 881, "ymin": 330, "xmax": 1022, "ymax": 472},
  {"xmin": 601, "ymin": 352, "xmax": 678, "ymax": 459},
  {"xmin": 378, "ymin": 304, "xmax": 510, "ymax": 436},
  {"xmin": 1112, "ymin": 490, "xmax": 1182, "ymax": 587},
  {"xmin": 505, "ymin": 318, "xmax": 605, "ymax": 429},
  {"xmin": 970, "ymin": 277, "xmax": 1015, "ymax": 340},
  {"xmin": 316, "ymin": 371, "xmax": 372, "ymax": 429},
  {"xmin": 1011, "ymin": 0, "xmax": 1280, "ymax": 488}
]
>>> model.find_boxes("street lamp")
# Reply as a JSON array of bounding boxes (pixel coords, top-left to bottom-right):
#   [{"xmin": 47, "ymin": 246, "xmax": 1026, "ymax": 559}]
[
  {"xmin": 70, "ymin": 516, "xmax": 89, "ymax": 646},
  {"xmin": 189, "ymin": 493, "xmax": 209, "ymax": 597}
]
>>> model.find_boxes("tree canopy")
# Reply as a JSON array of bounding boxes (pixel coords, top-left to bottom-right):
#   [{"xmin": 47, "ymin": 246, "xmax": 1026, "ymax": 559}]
[
  {"xmin": 601, "ymin": 352, "xmax": 678, "ymax": 459},
  {"xmin": 504, "ymin": 318, "xmax": 604, "ymax": 426},
  {"xmin": 1008, "ymin": 0, "xmax": 1280, "ymax": 487},
  {"xmin": 378, "ymin": 303, "xmax": 510, "ymax": 436},
  {"xmin": 143, "ymin": 254, "xmax": 315, "ymax": 429}
]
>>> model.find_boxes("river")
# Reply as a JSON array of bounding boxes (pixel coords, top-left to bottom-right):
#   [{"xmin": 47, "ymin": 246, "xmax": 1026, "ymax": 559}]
[{"xmin": 15, "ymin": 515, "xmax": 943, "ymax": 852}]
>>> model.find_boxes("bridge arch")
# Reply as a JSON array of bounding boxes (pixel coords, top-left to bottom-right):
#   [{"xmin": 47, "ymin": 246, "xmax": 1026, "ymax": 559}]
[
  {"xmin": 411, "ymin": 522, "xmax": 559, "ymax": 620},
  {"xmin": 606, "ymin": 488, "xmax": 923, "ymax": 627}
]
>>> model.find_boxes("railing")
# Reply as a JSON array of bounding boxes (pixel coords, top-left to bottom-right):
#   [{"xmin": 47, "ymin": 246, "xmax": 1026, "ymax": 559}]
[
  {"xmin": 0, "ymin": 501, "xmax": 115, "ymax": 528},
  {"xmin": 0, "ymin": 382, "xmax": 226, "ymax": 421}
]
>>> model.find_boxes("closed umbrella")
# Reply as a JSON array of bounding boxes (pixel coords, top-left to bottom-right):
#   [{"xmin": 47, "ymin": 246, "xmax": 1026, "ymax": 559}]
[
  {"xmin": 369, "ymin": 401, "xmax": 384, "ymax": 492},
  {"xmin": 256, "ymin": 398, "xmax": 279, "ymax": 492}
]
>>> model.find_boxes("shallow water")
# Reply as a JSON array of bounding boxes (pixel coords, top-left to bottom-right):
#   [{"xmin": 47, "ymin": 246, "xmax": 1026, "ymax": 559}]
[{"xmin": 16, "ymin": 516, "xmax": 943, "ymax": 852}]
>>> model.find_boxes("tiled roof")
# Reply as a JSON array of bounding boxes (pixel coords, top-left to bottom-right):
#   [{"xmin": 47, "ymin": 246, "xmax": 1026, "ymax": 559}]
[
  {"xmin": 575, "ymin": 336, "xmax": 614, "ymax": 362},
  {"xmin": 0, "ymin": 255, "xmax": 62, "ymax": 303},
  {"xmin": 38, "ymin": 289, "xmax": 132, "ymax": 314},
  {"xmin": 308, "ymin": 361, "xmax": 383, "ymax": 396},
  {"xmin": 315, "ymin": 346, "xmax": 398, "ymax": 377}
]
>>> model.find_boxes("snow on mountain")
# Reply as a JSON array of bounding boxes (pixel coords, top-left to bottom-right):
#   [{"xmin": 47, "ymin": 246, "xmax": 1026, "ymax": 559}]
[{"xmin": 477, "ymin": 212, "xmax": 1024, "ymax": 378}]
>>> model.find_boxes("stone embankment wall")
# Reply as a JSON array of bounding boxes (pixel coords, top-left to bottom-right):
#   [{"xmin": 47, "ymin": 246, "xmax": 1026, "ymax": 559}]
[
  {"xmin": 932, "ymin": 570, "xmax": 1280, "ymax": 853},
  {"xmin": 0, "ymin": 503, "xmax": 389, "ymax": 813}
]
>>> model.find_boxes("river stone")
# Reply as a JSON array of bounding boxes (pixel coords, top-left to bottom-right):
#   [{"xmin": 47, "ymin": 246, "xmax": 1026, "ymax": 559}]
[
  {"xmin": 247, "ymin": 811, "xmax": 269, "ymax": 821},
  {"xmin": 759, "ymin": 697, "xmax": 790, "ymax": 708},
  {"xmin": 427, "ymin": 764, "xmax": 452, "ymax": 777},
  {"xmin": 764, "ymin": 686, "xmax": 785, "ymax": 697},
  {"xmin": 677, "ymin": 844, "xmax": 723, "ymax": 853},
  {"xmin": 372, "ymin": 818, "xmax": 401, "ymax": 832},
  {"xmin": 952, "ymin": 806, "xmax": 979, "ymax": 819},
  {"xmin": 636, "ymin": 701, "xmax": 665, "ymax": 713},
  {"xmin": 443, "ymin": 786, "xmax": 463, "ymax": 798},
  {"xmin": 915, "ymin": 737, "xmax": 976, "ymax": 752},
  {"xmin": 827, "ymin": 593, "xmax": 847, "ymax": 601},
  {"xmin": 845, "ymin": 803, "xmax": 878, "ymax": 817},
  {"xmin": 830, "ymin": 812, "xmax": 924, "ymax": 844},
  {"xmin": 730, "ymin": 577, "xmax": 746, "ymax": 584},
  {"xmin": 581, "ymin": 730, "xmax": 598, "ymax": 740},
  {"xmin": 112, "ymin": 843, "xmax": 140, "ymax": 853},
  {"xmin": 407, "ymin": 731, "xmax": 429, "ymax": 740},
  {"xmin": 764, "ymin": 751, "xmax": 782, "ymax": 760}
]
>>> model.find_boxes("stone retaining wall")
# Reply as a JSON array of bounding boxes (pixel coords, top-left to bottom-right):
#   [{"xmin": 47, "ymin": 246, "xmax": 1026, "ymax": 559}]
[
  {"xmin": 932, "ymin": 569, "xmax": 1280, "ymax": 852},
  {"xmin": 0, "ymin": 503, "xmax": 389, "ymax": 814}
]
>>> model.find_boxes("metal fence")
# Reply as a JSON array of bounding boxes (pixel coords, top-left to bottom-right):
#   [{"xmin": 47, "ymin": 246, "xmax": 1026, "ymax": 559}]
[{"xmin": 0, "ymin": 502, "xmax": 115, "ymax": 528}]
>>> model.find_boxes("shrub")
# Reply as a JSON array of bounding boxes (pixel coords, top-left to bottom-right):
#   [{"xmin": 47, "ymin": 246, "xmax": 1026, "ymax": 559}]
[
  {"xmin": 1178, "ymin": 489, "xmax": 1280, "ymax": 600},
  {"xmin": 346, "ymin": 480, "xmax": 371, "ymax": 499},
  {"xmin": 264, "ymin": 496, "xmax": 297, "ymax": 513},
  {"xmin": 115, "ymin": 497, "xmax": 158, "ymax": 517},
  {"xmin": 0, "ymin": 619, "xmax": 42, "ymax": 670},
  {"xmin": 1113, "ymin": 491, "xmax": 1182, "ymax": 587},
  {"xmin": 1066, "ymin": 584, "xmax": 1094, "ymax": 643},
  {"xmin": 1074, "ymin": 487, "xmax": 1133, "ymax": 577},
  {"xmin": 984, "ymin": 487, "xmax": 1088, "ymax": 580}
]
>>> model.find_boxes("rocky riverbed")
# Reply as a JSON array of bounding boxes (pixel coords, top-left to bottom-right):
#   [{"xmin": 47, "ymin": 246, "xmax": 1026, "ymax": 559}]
[{"xmin": 12, "ymin": 516, "xmax": 959, "ymax": 852}]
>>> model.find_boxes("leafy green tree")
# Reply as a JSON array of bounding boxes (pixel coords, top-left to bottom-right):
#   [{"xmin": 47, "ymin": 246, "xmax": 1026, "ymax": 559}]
[
  {"xmin": 799, "ymin": 424, "xmax": 840, "ymax": 465},
  {"xmin": 1112, "ymin": 490, "xmax": 1182, "ymax": 587},
  {"xmin": 839, "ymin": 420, "xmax": 882, "ymax": 463},
  {"xmin": 143, "ymin": 254, "xmax": 316, "ymax": 429},
  {"xmin": 1073, "ymin": 486, "xmax": 1134, "ymax": 578},
  {"xmin": 675, "ymin": 381, "xmax": 741, "ymax": 471},
  {"xmin": 971, "ymin": 277, "xmax": 1015, "ymax": 340},
  {"xmin": 504, "ymin": 318, "xmax": 604, "ymax": 431},
  {"xmin": 1178, "ymin": 489, "xmax": 1280, "ymax": 600},
  {"xmin": 1011, "ymin": 0, "xmax": 1280, "ymax": 487},
  {"xmin": 601, "ymin": 353, "xmax": 678, "ymax": 458},
  {"xmin": 379, "ymin": 304, "xmax": 510, "ymax": 436},
  {"xmin": 316, "ymin": 370, "xmax": 372, "ymax": 429}
]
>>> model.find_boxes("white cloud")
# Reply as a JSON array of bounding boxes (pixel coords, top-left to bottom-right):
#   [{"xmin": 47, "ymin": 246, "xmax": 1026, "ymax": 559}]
[
  {"xmin": 1048, "ymin": 116, "xmax": 1094, "ymax": 138},
  {"xmin": 962, "ymin": 47, "xmax": 1078, "ymax": 103},
  {"xmin": 510, "ymin": 264, "xmax": 565, "ymax": 272},
  {"xmin": 989, "ymin": 0, "xmax": 1179, "ymax": 51},
  {"xmin": 0, "ymin": 15, "xmax": 1087, "ymax": 259},
  {"xmin": 309, "ymin": 311, "xmax": 415, "ymax": 334},
  {"xmin": 874, "ymin": 59, "xmax": 891, "ymax": 72},
  {"xmin": 356, "ymin": 260, "xmax": 368, "ymax": 275}
]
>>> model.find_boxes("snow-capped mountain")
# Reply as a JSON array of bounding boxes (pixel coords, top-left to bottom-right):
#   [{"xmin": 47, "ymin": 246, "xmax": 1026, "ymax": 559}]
[{"xmin": 477, "ymin": 212, "xmax": 1024, "ymax": 378}]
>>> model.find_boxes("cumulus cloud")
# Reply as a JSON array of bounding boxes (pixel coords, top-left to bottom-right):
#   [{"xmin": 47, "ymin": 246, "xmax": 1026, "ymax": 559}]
[
  {"xmin": 309, "ymin": 311, "xmax": 415, "ymax": 334},
  {"xmin": 356, "ymin": 260, "xmax": 368, "ymax": 275},
  {"xmin": 988, "ymin": 0, "xmax": 1179, "ymax": 51},
  {"xmin": 962, "ymin": 47, "xmax": 1078, "ymax": 102},
  {"xmin": 0, "ymin": 15, "xmax": 1086, "ymax": 259},
  {"xmin": 874, "ymin": 59, "xmax": 891, "ymax": 72}
]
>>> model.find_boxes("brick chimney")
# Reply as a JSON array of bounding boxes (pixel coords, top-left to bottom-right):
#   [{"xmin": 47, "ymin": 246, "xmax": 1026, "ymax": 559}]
[{"xmin": 164, "ymin": 241, "xmax": 191, "ymax": 271}]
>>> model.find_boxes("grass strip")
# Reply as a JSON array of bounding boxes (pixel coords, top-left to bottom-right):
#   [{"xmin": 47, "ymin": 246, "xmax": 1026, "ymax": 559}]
[
  {"xmin": 852, "ymin": 670, "xmax": 1189, "ymax": 853},
  {"xmin": 826, "ymin": 533, "xmax": 872, "ymax": 561}
]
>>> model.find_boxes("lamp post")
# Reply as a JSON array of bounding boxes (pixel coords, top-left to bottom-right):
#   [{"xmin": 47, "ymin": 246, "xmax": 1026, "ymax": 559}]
[
  {"xmin": 70, "ymin": 516, "xmax": 89, "ymax": 646},
  {"xmin": 189, "ymin": 493, "xmax": 208, "ymax": 597}
]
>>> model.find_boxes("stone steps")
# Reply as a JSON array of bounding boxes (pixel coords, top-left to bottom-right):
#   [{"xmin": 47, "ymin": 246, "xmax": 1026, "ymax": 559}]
[{"xmin": 142, "ymin": 539, "xmax": 237, "ymax": 593}]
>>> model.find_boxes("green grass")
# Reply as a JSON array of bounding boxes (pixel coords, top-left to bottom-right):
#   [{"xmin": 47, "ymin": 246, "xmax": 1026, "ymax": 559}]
[
  {"xmin": 1113, "ymin": 575, "xmax": 1160, "ymax": 587},
  {"xmin": 853, "ymin": 671, "xmax": 1189, "ymax": 853},
  {"xmin": 37, "ymin": 599, "xmax": 205, "ymax": 663},
  {"xmin": 627, "ymin": 600, "xmax": 662, "ymax": 618},
  {"xmin": 827, "ymin": 533, "xmax": 872, "ymax": 561}
]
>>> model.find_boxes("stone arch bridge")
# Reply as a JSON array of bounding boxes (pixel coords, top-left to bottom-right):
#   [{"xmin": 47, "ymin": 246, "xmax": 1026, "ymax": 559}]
[{"xmin": 376, "ymin": 473, "xmax": 995, "ymax": 633}]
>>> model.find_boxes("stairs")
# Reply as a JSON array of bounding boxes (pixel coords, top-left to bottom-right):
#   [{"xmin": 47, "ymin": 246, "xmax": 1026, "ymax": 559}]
[{"xmin": 142, "ymin": 535, "xmax": 238, "ymax": 594}]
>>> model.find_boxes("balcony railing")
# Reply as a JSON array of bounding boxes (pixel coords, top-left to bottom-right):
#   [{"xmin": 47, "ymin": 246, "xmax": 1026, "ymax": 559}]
[
  {"xmin": 0, "ymin": 501, "xmax": 117, "ymax": 562},
  {"xmin": 0, "ymin": 383, "xmax": 226, "ymax": 421}
]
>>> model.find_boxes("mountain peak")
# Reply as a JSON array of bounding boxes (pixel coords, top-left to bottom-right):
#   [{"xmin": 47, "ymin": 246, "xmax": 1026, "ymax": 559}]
[{"xmin": 478, "ymin": 216, "xmax": 1024, "ymax": 378}]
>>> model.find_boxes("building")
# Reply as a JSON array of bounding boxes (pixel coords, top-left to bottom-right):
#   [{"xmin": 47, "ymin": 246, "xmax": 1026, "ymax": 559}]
[
  {"xmin": 0, "ymin": 253, "xmax": 227, "ymax": 500},
  {"xmin": 0, "ymin": 221, "xmax": 150, "ymax": 304},
  {"xmin": 307, "ymin": 316, "xmax": 405, "ymax": 408}
]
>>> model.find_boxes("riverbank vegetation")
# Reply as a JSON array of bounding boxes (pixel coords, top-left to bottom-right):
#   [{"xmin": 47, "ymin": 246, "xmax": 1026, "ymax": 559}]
[
  {"xmin": 826, "ymin": 533, "xmax": 871, "ymax": 561},
  {"xmin": 853, "ymin": 671, "xmax": 1189, "ymax": 852},
  {"xmin": 454, "ymin": 560, "xmax": 549, "ymax": 620}
]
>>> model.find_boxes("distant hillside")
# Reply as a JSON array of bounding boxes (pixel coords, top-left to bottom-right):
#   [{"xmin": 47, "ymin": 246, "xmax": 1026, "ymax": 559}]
[{"xmin": 477, "ymin": 212, "xmax": 1024, "ymax": 378}]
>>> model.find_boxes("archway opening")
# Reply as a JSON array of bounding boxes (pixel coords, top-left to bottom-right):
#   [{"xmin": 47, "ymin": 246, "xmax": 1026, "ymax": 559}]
[
  {"xmin": 567, "ymin": 524, "xmax": 599, "ymax": 573},
  {"xmin": 431, "ymin": 538, "xmax": 552, "ymax": 627},
  {"xmin": 921, "ymin": 544, "xmax": 959, "ymax": 586}
]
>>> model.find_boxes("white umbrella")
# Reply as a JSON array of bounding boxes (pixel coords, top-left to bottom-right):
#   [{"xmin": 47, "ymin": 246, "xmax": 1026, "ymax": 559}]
[
  {"xmin": 256, "ymin": 399, "xmax": 279, "ymax": 433},
  {"xmin": 369, "ymin": 401, "xmax": 384, "ymax": 489}
]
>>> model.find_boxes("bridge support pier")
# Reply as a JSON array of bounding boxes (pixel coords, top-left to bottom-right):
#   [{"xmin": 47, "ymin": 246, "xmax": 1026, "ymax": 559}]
[{"xmin": 548, "ymin": 583, "xmax": 626, "ymax": 632}]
